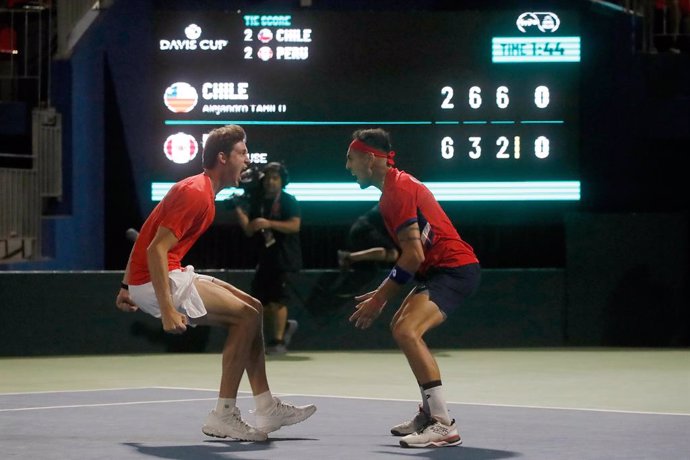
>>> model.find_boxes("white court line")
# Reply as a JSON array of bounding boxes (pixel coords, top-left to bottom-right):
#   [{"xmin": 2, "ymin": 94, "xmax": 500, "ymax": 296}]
[
  {"xmin": 261, "ymin": 391, "xmax": 690, "ymax": 418},
  {"xmin": 154, "ymin": 387, "xmax": 690, "ymax": 417},
  {"xmin": 1, "ymin": 387, "xmax": 688, "ymax": 417},
  {"xmin": 0, "ymin": 397, "xmax": 216, "ymax": 413},
  {"xmin": 0, "ymin": 387, "xmax": 158, "ymax": 396},
  {"xmin": 151, "ymin": 386, "xmax": 218, "ymax": 392}
]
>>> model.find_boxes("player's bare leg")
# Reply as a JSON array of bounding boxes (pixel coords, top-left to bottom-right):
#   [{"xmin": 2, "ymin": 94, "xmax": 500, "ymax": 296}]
[
  {"xmin": 391, "ymin": 292, "xmax": 445, "ymax": 383},
  {"xmin": 391, "ymin": 293, "xmax": 461, "ymax": 448},
  {"xmin": 245, "ymin": 300, "xmax": 270, "ymax": 394},
  {"xmin": 196, "ymin": 278, "xmax": 315, "ymax": 436},
  {"xmin": 195, "ymin": 278, "xmax": 267, "ymax": 441},
  {"xmin": 198, "ymin": 278, "xmax": 270, "ymax": 394}
]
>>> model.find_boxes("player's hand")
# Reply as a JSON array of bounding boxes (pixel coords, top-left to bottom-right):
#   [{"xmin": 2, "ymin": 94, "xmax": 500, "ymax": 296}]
[
  {"xmin": 115, "ymin": 288, "xmax": 138, "ymax": 312},
  {"xmin": 161, "ymin": 311, "xmax": 188, "ymax": 334},
  {"xmin": 354, "ymin": 290, "xmax": 376, "ymax": 302},
  {"xmin": 349, "ymin": 292, "xmax": 386, "ymax": 330}
]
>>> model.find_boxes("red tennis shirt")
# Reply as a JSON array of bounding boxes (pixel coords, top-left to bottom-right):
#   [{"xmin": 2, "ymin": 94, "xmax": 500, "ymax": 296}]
[
  {"xmin": 129, "ymin": 173, "xmax": 216, "ymax": 285},
  {"xmin": 378, "ymin": 168, "xmax": 478, "ymax": 275}
]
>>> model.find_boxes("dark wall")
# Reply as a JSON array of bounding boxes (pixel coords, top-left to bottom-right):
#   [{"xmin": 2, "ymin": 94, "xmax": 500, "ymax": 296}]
[
  {"xmin": 0, "ymin": 268, "xmax": 566, "ymax": 356},
  {"xmin": 2, "ymin": 257, "xmax": 686, "ymax": 357},
  {"xmin": 565, "ymin": 212, "xmax": 688, "ymax": 346}
]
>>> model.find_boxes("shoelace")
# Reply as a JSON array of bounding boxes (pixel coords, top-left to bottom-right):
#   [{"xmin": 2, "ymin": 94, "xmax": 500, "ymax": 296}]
[
  {"xmin": 418, "ymin": 417, "xmax": 440, "ymax": 432},
  {"xmin": 413, "ymin": 405, "xmax": 430, "ymax": 424},
  {"xmin": 420, "ymin": 418, "xmax": 455, "ymax": 434},
  {"xmin": 222, "ymin": 410, "xmax": 255, "ymax": 431},
  {"xmin": 270, "ymin": 399, "xmax": 297, "ymax": 416}
]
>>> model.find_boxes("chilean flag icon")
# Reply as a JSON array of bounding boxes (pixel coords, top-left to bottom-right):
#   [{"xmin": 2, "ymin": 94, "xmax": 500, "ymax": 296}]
[{"xmin": 164, "ymin": 82, "xmax": 198, "ymax": 113}]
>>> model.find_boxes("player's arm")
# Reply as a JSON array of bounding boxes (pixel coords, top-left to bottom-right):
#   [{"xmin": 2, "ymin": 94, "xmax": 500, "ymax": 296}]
[
  {"xmin": 368, "ymin": 221, "xmax": 424, "ymax": 303},
  {"xmin": 350, "ymin": 222, "xmax": 424, "ymax": 329},
  {"xmin": 147, "ymin": 226, "xmax": 187, "ymax": 334},
  {"xmin": 115, "ymin": 246, "xmax": 138, "ymax": 312}
]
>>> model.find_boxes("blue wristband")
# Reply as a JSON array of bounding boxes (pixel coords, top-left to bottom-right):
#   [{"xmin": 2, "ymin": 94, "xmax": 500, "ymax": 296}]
[{"xmin": 388, "ymin": 265, "xmax": 413, "ymax": 285}]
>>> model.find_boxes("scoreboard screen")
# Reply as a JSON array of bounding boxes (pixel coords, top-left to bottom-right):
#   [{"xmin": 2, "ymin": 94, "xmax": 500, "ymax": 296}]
[{"xmin": 151, "ymin": 8, "xmax": 581, "ymax": 210}]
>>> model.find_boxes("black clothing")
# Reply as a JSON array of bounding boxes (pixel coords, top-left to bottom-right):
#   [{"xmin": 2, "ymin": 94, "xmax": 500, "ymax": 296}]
[
  {"xmin": 248, "ymin": 190, "xmax": 302, "ymax": 272},
  {"xmin": 348, "ymin": 204, "xmax": 396, "ymax": 252}
]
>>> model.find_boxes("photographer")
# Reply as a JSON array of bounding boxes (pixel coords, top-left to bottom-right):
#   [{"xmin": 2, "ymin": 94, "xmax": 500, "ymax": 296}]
[{"xmin": 231, "ymin": 162, "xmax": 302, "ymax": 355}]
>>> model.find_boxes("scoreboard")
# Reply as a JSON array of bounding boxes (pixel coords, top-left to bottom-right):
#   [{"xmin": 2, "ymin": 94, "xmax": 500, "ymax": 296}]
[{"xmin": 152, "ymin": 8, "xmax": 581, "ymax": 207}]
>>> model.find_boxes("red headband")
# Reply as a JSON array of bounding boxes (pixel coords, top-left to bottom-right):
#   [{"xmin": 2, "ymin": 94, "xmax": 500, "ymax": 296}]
[{"xmin": 349, "ymin": 139, "xmax": 396, "ymax": 166}]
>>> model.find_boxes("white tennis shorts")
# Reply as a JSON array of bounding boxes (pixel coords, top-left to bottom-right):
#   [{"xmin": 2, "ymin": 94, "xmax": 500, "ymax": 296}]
[{"xmin": 130, "ymin": 265, "xmax": 213, "ymax": 325}]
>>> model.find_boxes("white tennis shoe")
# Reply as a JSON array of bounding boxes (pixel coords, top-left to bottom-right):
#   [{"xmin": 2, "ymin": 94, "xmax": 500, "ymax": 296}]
[
  {"xmin": 202, "ymin": 407, "xmax": 267, "ymax": 441},
  {"xmin": 253, "ymin": 396, "xmax": 317, "ymax": 433},
  {"xmin": 390, "ymin": 405, "xmax": 431, "ymax": 436},
  {"xmin": 399, "ymin": 418, "xmax": 462, "ymax": 448}
]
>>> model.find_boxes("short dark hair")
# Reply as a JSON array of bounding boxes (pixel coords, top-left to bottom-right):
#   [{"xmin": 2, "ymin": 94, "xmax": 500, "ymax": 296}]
[
  {"xmin": 202, "ymin": 125, "xmax": 246, "ymax": 169},
  {"xmin": 352, "ymin": 128, "xmax": 392, "ymax": 153},
  {"xmin": 261, "ymin": 161, "xmax": 290, "ymax": 187}
]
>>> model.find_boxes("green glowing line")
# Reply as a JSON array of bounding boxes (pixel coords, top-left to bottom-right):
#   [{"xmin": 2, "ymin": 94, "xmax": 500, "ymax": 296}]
[
  {"xmin": 151, "ymin": 181, "xmax": 581, "ymax": 202},
  {"xmin": 164, "ymin": 120, "xmax": 433, "ymax": 126}
]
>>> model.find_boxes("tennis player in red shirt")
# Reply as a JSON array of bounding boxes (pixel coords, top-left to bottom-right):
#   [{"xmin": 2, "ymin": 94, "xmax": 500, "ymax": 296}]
[
  {"xmin": 115, "ymin": 125, "xmax": 315, "ymax": 441},
  {"xmin": 346, "ymin": 128, "xmax": 480, "ymax": 448}
]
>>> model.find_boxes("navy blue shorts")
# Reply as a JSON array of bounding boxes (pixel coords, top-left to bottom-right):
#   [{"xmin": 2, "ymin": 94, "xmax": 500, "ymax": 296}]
[{"xmin": 413, "ymin": 263, "xmax": 481, "ymax": 317}]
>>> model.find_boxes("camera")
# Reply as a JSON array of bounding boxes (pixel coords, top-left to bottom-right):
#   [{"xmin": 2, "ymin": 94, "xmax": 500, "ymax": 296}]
[
  {"xmin": 225, "ymin": 166, "xmax": 262, "ymax": 211},
  {"xmin": 238, "ymin": 166, "xmax": 264, "ymax": 197},
  {"xmin": 225, "ymin": 162, "xmax": 290, "ymax": 211}
]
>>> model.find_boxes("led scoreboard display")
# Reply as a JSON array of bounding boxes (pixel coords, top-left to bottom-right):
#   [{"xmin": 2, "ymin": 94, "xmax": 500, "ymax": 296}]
[{"xmin": 152, "ymin": 8, "xmax": 581, "ymax": 205}]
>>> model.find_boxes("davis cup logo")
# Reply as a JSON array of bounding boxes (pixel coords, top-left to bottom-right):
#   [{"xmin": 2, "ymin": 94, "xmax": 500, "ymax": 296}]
[
  {"xmin": 164, "ymin": 82, "xmax": 198, "ymax": 113},
  {"xmin": 185, "ymin": 24, "xmax": 202, "ymax": 40},
  {"xmin": 164, "ymin": 132, "xmax": 199, "ymax": 164},
  {"xmin": 159, "ymin": 23, "xmax": 229, "ymax": 51}
]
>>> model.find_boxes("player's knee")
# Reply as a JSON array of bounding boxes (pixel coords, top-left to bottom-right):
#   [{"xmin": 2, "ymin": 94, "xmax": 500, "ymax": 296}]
[
  {"xmin": 247, "ymin": 296, "xmax": 263, "ymax": 314},
  {"xmin": 238, "ymin": 302, "xmax": 261, "ymax": 326},
  {"xmin": 391, "ymin": 322, "xmax": 419, "ymax": 345}
]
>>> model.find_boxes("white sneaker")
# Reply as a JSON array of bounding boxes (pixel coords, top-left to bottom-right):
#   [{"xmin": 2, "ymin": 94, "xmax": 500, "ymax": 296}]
[
  {"xmin": 283, "ymin": 319, "xmax": 299, "ymax": 347},
  {"xmin": 390, "ymin": 405, "xmax": 431, "ymax": 436},
  {"xmin": 202, "ymin": 407, "xmax": 268, "ymax": 441},
  {"xmin": 253, "ymin": 396, "xmax": 317, "ymax": 433},
  {"xmin": 399, "ymin": 418, "xmax": 462, "ymax": 448}
]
